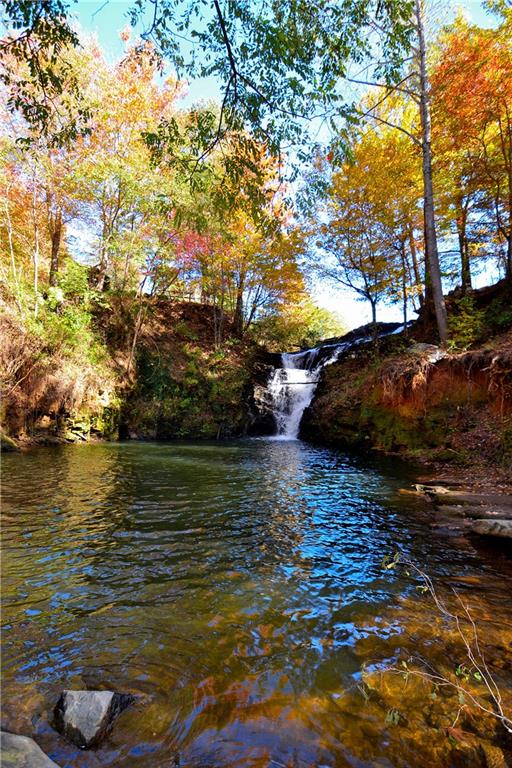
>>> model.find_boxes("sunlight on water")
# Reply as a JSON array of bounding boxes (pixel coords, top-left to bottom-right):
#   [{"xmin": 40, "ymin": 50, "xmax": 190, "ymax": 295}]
[{"xmin": 2, "ymin": 441, "xmax": 511, "ymax": 767}]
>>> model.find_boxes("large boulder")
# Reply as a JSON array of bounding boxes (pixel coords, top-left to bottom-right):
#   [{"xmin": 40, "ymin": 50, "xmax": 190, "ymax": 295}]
[
  {"xmin": 0, "ymin": 732, "xmax": 60, "ymax": 768},
  {"xmin": 54, "ymin": 690, "xmax": 134, "ymax": 749}
]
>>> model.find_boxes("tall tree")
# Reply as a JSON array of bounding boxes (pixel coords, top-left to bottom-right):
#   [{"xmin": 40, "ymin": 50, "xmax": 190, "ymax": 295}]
[
  {"xmin": 348, "ymin": 0, "xmax": 449, "ymax": 340},
  {"xmin": 413, "ymin": 0, "xmax": 447, "ymax": 340},
  {"xmin": 431, "ymin": 12, "xmax": 512, "ymax": 281}
]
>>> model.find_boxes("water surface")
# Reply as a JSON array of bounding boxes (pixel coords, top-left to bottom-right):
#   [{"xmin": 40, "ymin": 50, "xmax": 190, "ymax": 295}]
[{"xmin": 2, "ymin": 441, "xmax": 511, "ymax": 767}]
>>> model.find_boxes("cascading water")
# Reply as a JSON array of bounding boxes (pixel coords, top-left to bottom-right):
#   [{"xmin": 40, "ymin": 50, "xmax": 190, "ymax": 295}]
[
  {"xmin": 267, "ymin": 347, "xmax": 342, "ymax": 440},
  {"xmin": 267, "ymin": 323, "xmax": 407, "ymax": 440}
]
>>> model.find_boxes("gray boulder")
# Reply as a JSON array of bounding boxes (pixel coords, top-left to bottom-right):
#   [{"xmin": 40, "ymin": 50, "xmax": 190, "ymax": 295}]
[
  {"xmin": 54, "ymin": 690, "xmax": 134, "ymax": 749},
  {"xmin": 0, "ymin": 732, "xmax": 60, "ymax": 768},
  {"xmin": 470, "ymin": 519, "xmax": 512, "ymax": 539}
]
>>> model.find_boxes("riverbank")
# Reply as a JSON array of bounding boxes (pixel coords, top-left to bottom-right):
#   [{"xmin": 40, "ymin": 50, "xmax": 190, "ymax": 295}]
[
  {"xmin": 0, "ymin": 299, "xmax": 260, "ymax": 448},
  {"xmin": 400, "ymin": 472, "xmax": 512, "ymax": 542},
  {"xmin": 301, "ymin": 330, "xmax": 512, "ymax": 472}
]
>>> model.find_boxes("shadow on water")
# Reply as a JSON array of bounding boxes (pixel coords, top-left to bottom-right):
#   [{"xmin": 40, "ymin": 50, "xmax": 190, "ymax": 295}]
[{"xmin": 2, "ymin": 440, "xmax": 511, "ymax": 767}]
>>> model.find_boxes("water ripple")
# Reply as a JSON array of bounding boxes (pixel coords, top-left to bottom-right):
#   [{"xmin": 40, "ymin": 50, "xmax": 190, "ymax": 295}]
[{"xmin": 2, "ymin": 440, "xmax": 511, "ymax": 767}]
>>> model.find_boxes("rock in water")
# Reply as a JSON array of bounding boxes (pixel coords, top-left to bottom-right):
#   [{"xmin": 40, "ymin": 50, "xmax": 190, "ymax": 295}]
[
  {"xmin": 54, "ymin": 690, "xmax": 134, "ymax": 748},
  {"xmin": 470, "ymin": 519, "xmax": 512, "ymax": 539},
  {"xmin": 0, "ymin": 732, "xmax": 61, "ymax": 768}
]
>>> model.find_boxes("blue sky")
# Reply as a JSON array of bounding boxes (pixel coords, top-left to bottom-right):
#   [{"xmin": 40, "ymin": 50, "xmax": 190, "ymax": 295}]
[{"xmin": 71, "ymin": 0, "xmax": 500, "ymax": 329}]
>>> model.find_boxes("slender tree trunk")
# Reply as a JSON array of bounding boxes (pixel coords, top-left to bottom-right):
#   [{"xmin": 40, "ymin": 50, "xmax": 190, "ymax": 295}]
[
  {"xmin": 507, "ymin": 157, "xmax": 512, "ymax": 280},
  {"xmin": 4, "ymin": 195, "xmax": 23, "ymax": 314},
  {"xmin": 127, "ymin": 304, "xmax": 145, "ymax": 378},
  {"xmin": 369, "ymin": 297, "xmax": 377, "ymax": 341},
  {"xmin": 455, "ymin": 197, "xmax": 471, "ymax": 292},
  {"xmin": 233, "ymin": 279, "xmax": 244, "ymax": 337},
  {"xmin": 96, "ymin": 226, "xmax": 109, "ymax": 291},
  {"xmin": 127, "ymin": 279, "xmax": 148, "ymax": 378},
  {"xmin": 401, "ymin": 240, "xmax": 408, "ymax": 332},
  {"xmin": 214, "ymin": 264, "xmax": 226, "ymax": 348},
  {"xmin": 49, "ymin": 209, "xmax": 63, "ymax": 287},
  {"xmin": 415, "ymin": 0, "xmax": 448, "ymax": 344},
  {"xmin": 31, "ymin": 176, "xmax": 40, "ymax": 317},
  {"xmin": 408, "ymin": 222, "xmax": 424, "ymax": 307},
  {"xmin": 95, "ymin": 205, "xmax": 110, "ymax": 291}
]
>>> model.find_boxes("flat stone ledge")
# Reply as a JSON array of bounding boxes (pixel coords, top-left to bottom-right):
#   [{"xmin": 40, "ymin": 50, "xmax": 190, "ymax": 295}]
[
  {"xmin": 469, "ymin": 519, "xmax": 512, "ymax": 539},
  {"xmin": 0, "ymin": 732, "xmax": 60, "ymax": 768}
]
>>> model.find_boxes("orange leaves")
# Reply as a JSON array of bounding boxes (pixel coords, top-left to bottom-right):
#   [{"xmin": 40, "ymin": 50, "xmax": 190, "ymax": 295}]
[{"xmin": 431, "ymin": 18, "xmax": 512, "ymax": 145}]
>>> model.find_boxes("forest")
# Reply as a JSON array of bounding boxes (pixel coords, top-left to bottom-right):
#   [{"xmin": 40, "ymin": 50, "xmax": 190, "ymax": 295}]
[
  {"xmin": 1, "ymin": 2, "xmax": 511, "ymax": 443},
  {"xmin": 1, "ymin": 1, "xmax": 512, "ymax": 768}
]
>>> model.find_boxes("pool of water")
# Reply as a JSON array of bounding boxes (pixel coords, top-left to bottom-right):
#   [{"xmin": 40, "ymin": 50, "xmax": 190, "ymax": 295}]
[{"xmin": 2, "ymin": 440, "xmax": 511, "ymax": 767}]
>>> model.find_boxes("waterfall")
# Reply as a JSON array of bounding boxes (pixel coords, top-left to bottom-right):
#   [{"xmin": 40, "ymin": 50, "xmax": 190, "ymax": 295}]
[
  {"xmin": 266, "ymin": 322, "xmax": 407, "ymax": 440},
  {"xmin": 267, "ymin": 347, "xmax": 342, "ymax": 440}
]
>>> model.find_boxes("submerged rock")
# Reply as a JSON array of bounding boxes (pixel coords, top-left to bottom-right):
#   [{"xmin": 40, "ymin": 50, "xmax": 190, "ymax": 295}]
[
  {"xmin": 54, "ymin": 690, "xmax": 134, "ymax": 748},
  {"xmin": 479, "ymin": 742, "xmax": 509, "ymax": 768},
  {"xmin": 0, "ymin": 732, "xmax": 60, "ymax": 768}
]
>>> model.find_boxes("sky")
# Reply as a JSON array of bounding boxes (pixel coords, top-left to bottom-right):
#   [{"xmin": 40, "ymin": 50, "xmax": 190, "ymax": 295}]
[{"xmin": 71, "ymin": 0, "xmax": 500, "ymax": 330}]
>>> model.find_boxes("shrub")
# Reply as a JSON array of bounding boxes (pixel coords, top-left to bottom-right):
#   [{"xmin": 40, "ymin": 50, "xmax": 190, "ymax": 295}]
[{"xmin": 448, "ymin": 296, "xmax": 484, "ymax": 350}]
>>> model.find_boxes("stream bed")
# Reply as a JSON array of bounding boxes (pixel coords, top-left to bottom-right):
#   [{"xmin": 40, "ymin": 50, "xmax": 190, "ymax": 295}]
[{"xmin": 2, "ymin": 440, "xmax": 512, "ymax": 767}]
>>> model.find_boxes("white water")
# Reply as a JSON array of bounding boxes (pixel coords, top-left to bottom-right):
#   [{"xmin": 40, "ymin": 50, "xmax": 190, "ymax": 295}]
[
  {"xmin": 267, "ymin": 347, "xmax": 343, "ymax": 440},
  {"xmin": 267, "ymin": 324, "xmax": 407, "ymax": 440}
]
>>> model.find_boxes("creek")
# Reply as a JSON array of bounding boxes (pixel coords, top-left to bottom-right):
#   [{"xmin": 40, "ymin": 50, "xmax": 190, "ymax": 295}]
[{"xmin": 2, "ymin": 441, "xmax": 512, "ymax": 767}]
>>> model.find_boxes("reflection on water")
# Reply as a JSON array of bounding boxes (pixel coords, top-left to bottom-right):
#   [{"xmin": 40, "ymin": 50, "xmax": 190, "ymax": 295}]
[{"xmin": 2, "ymin": 441, "xmax": 511, "ymax": 767}]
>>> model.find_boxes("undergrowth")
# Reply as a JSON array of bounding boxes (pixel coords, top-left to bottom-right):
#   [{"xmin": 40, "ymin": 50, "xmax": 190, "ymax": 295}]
[{"xmin": 1, "ymin": 259, "xmax": 119, "ymax": 439}]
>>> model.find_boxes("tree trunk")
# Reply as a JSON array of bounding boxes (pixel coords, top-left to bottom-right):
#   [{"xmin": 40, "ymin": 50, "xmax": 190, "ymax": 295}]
[
  {"xmin": 370, "ymin": 297, "xmax": 377, "ymax": 341},
  {"xmin": 31, "ymin": 176, "xmax": 39, "ymax": 317},
  {"xmin": 401, "ymin": 240, "xmax": 408, "ymax": 331},
  {"xmin": 95, "ymin": 220, "xmax": 109, "ymax": 291},
  {"xmin": 127, "ymin": 279, "xmax": 149, "ymax": 378},
  {"xmin": 455, "ymin": 196, "xmax": 471, "ymax": 292},
  {"xmin": 233, "ymin": 280, "xmax": 244, "ymax": 337},
  {"xmin": 507, "ymin": 231, "xmax": 512, "ymax": 281},
  {"xmin": 415, "ymin": 0, "xmax": 448, "ymax": 344},
  {"xmin": 49, "ymin": 209, "xmax": 63, "ymax": 287},
  {"xmin": 408, "ymin": 221, "xmax": 424, "ymax": 307}
]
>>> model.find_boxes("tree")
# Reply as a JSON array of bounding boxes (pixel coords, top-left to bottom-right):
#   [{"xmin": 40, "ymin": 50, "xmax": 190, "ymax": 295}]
[
  {"xmin": 252, "ymin": 297, "xmax": 347, "ymax": 351},
  {"xmin": 413, "ymin": 0, "xmax": 447, "ymax": 341},
  {"xmin": 10, "ymin": 1, "xmax": 462, "ymax": 336},
  {"xmin": 0, "ymin": 1, "xmax": 90, "ymax": 145},
  {"xmin": 347, "ymin": 0, "xmax": 449, "ymax": 341},
  {"xmin": 2, "ymin": 1, "xmax": 413, "ymax": 147},
  {"xmin": 431, "ymin": 12, "xmax": 512, "ymax": 281},
  {"xmin": 314, "ymin": 121, "xmax": 424, "ymax": 332},
  {"xmin": 317, "ymin": 161, "xmax": 397, "ymax": 334}
]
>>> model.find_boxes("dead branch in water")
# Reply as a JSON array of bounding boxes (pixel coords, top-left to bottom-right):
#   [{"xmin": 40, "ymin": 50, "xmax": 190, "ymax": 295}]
[{"xmin": 378, "ymin": 555, "xmax": 512, "ymax": 735}]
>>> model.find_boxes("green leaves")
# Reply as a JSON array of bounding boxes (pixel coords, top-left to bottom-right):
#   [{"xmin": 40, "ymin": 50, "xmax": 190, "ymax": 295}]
[
  {"xmin": 1, "ymin": 1, "xmax": 91, "ymax": 146},
  {"xmin": 3, "ymin": 0, "xmax": 415, "ymax": 163}
]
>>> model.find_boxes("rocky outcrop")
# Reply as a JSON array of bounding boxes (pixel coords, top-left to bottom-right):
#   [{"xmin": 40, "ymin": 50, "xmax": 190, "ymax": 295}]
[
  {"xmin": 54, "ymin": 690, "xmax": 134, "ymax": 749},
  {"xmin": 301, "ymin": 332, "xmax": 512, "ymax": 469},
  {"xmin": 244, "ymin": 350, "xmax": 280, "ymax": 436},
  {"xmin": 0, "ymin": 732, "xmax": 60, "ymax": 768}
]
